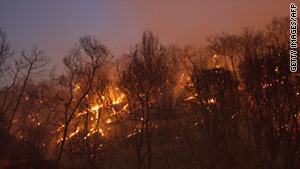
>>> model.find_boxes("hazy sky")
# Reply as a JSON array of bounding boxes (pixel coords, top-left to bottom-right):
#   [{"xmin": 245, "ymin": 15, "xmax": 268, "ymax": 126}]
[{"xmin": 0, "ymin": 1, "xmax": 293, "ymax": 71}]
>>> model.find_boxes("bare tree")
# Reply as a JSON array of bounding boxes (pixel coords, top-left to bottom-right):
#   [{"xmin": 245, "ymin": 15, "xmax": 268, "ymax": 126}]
[
  {"xmin": 0, "ymin": 46, "xmax": 48, "ymax": 132},
  {"xmin": 54, "ymin": 35, "xmax": 112, "ymax": 168},
  {"xmin": 0, "ymin": 28, "xmax": 10, "ymax": 126},
  {"xmin": 118, "ymin": 30, "xmax": 177, "ymax": 169},
  {"xmin": 0, "ymin": 28, "xmax": 10, "ymax": 79},
  {"xmin": 239, "ymin": 17, "xmax": 300, "ymax": 169}
]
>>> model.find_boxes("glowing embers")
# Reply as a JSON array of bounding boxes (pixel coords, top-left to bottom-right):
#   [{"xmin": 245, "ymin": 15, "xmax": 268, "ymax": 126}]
[
  {"xmin": 55, "ymin": 88, "xmax": 127, "ymax": 144},
  {"xmin": 111, "ymin": 104, "xmax": 129, "ymax": 116},
  {"xmin": 51, "ymin": 125, "xmax": 65, "ymax": 134},
  {"xmin": 184, "ymin": 97, "xmax": 216, "ymax": 104},
  {"xmin": 90, "ymin": 92, "xmax": 125, "ymax": 111},
  {"xmin": 57, "ymin": 126, "xmax": 80, "ymax": 143},
  {"xmin": 105, "ymin": 118, "xmax": 112, "ymax": 124},
  {"xmin": 184, "ymin": 96, "xmax": 195, "ymax": 101},
  {"xmin": 184, "ymin": 93, "xmax": 198, "ymax": 101},
  {"xmin": 126, "ymin": 129, "xmax": 141, "ymax": 138},
  {"xmin": 99, "ymin": 128, "xmax": 105, "ymax": 136},
  {"xmin": 74, "ymin": 84, "xmax": 80, "ymax": 92},
  {"xmin": 83, "ymin": 128, "xmax": 105, "ymax": 140},
  {"xmin": 12, "ymin": 119, "xmax": 18, "ymax": 123},
  {"xmin": 76, "ymin": 111, "xmax": 87, "ymax": 118},
  {"xmin": 56, "ymin": 126, "xmax": 107, "ymax": 144},
  {"xmin": 112, "ymin": 94, "xmax": 125, "ymax": 105},
  {"xmin": 122, "ymin": 104, "xmax": 129, "ymax": 111},
  {"xmin": 208, "ymin": 98, "xmax": 216, "ymax": 104},
  {"xmin": 91, "ymin": 104, "xmax": 104, "ymax": 111},
  {"xmin": 179, "ymin": 73, "xmax": 185, "ymax": 83}
]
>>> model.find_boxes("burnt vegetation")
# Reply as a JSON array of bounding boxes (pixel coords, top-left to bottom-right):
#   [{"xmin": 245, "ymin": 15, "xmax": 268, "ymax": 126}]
[{"xmin": 0, "ymin": 17, "xmax": 300, "ymax": 169}]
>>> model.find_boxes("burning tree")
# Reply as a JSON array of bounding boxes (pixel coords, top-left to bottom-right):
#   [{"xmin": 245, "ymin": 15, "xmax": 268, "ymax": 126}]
[
  {"xmin": 239, "ymin": 17, "xmax": 300, "ymax": 169},
  {"xmin": 1, "ymin": 16, "xmax": 299, "ymax": 169},
  {"xmin": 53, "ymin": 35, "xmax": 113, "ymax": 168}
]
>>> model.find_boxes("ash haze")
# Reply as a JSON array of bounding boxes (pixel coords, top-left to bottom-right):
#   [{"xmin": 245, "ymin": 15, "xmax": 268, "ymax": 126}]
[{"xmin": 0, "ymin": 0, "xmax": 292, "ymax": 72}]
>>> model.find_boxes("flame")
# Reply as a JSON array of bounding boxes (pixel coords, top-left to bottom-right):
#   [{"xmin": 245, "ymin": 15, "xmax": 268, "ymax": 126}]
[
  {"xmin": 123, "ymin": 104, "xmax": 129, "ymax": 110},
  {"xmin": 208, "ymin": 98, "xmax": 216, "ymax": 104},
  {"xmin": 112, "ymin": 94, "xmax": 125, "ymax": 105},
  {"xmin": 53, "ymin": 88, "xmax": 127, "ymax": 144},
  {"xmin": 91, "ymin": 104, "xmax": 103, "ymax": 111},
  {"xmin": 12, "ymin": 119, "xmax": 18, "ymax": 123},
  {"xmin": 179, "ymin": 73, "xmax": 185, "ymax": 83},
  {"xmin": 125, "ymin": 129, "xmax": 142, "ymax": 138},
  {"xmin": 74, "ymin": 84, "xmax": 80, "ymax": 92},
  {"xmin": 99, "ymin": 128, "xmax": 104, "ymax": 136},
  {"xmin": 51, "ymin": 125, "xmax": 65, "ymax": 134},
  {"xmin": 57, "ymin": 126, "xmax": 80, "ymax": 143},
  {"xmin": 106, "ymin": 118, "xmax": 112, "ymax": 124},
  {"xmin": 76, "ymin": 111, "xmax": 87, "ymax": 118},
  {"xmin": 184, "ymin": 96, "xmax": 195, "ymax": 101}
]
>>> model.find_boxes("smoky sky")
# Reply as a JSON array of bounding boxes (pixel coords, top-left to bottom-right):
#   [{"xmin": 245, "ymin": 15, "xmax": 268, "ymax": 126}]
[{"xmin": 0, "ymin": 0, "xmax": 293, "ymax": 72}]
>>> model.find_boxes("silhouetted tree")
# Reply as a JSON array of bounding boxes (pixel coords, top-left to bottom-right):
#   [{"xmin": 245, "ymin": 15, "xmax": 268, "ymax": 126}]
[
  {"xmin": 0, "ymin": 28, "xmax": 10, "ymax": 127},
  {"xmin": 239, "ymin": 17, "xmax": 300, "ymax": 169},
  {"xmin": 54, "ymin": 36, "xmax": 112, "ymax": 168},
  {"xmin": 118, "ymin": 30, "xmax": 177, "ymax": 169}
]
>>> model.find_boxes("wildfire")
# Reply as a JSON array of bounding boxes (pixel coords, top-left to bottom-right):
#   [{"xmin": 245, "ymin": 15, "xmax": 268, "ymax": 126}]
[
  {"xmin": 12, "ymin": 119, "xmax": 18, "ymax": 123},
  {"xmin": 184, "ymin": 96, "xmax": 195, "ymax": 101},
  {"xmin": 112, "ymin": 94, "xmax": 125, "ymax": 105},
  {"xmin": 179, "ymin": 73, "xmax": 185, "ymax": 83},
  {"xmin": 106, "ymin": 118, "xmax": 112, "ymax": 124},
  {"xmin": 99, "ymin": 128, "xmax": 105, "ymax": 136},
  {"xmin": 91, "ymin": 104, "xmax": 104, "ymax": 111},
  {"xmin": 83, "ymin": 128, "xmax": 103, "ymax": 139},
  {"xmin": 208, "ymin": 98, "xmax": 216, "ymax": 104},
  {"xmin": 55, "ymin": 91, "xmax": 127, "ymax": 144},
  {"xmin": 76, "ymin": 111, "xmax": 87, "ymax": 117},
  {"xmin": 122, "ymin": 104, "xmax": 129, "ymax": 111},
  {"xmin": 51, "ymin": 125, "xmax": 65, "ymax": 133},
  {"xmin": 57, "ymin": 126, "xmax": 80, "ymax": 143},
  {"xmin": 74, "ymin": 84, "xmax": 80, "ymax": 92}
]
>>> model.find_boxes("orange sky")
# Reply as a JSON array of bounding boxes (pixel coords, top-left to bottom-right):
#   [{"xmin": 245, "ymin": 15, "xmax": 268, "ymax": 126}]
[{"xmin": 0, "ymin": 0, "xmax": 294, "ymax": 73}]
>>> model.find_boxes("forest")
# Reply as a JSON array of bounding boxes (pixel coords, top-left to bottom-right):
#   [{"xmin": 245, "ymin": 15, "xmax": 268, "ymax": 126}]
[{"xmin": 0, "ymin": 17, "xmax": 300, "ymax": 169}]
